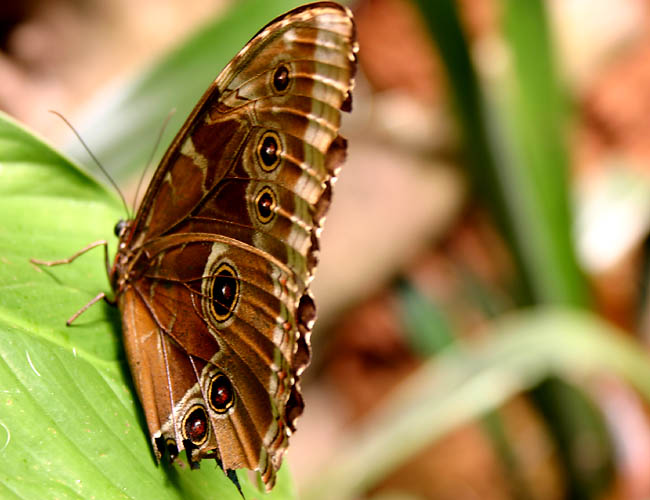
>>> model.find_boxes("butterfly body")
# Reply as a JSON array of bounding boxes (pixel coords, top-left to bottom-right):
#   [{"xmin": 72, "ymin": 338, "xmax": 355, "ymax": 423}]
[{"xmin": 104, "ymin": 2, "xmax": 357, "ymax": 490}]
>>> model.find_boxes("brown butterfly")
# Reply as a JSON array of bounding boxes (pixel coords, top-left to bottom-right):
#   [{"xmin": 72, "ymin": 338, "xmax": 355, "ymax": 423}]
[{"xmin": 31, "ymin": 1, "xmax": 357, "ymax": 491}]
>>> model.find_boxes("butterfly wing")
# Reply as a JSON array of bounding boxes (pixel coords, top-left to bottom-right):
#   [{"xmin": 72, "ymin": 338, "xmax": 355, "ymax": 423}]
[
  {"xmin": 130, "ymin": 1, "xmax": 356, "ymax": 248},
  {"xmin": 115, "ymin": 2, "xmax": 357, "ymax": 489}
]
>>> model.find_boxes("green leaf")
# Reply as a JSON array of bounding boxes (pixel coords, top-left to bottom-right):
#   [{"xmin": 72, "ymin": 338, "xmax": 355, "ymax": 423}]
[
  {"xmin": 412, "ymin": 0, "xmax": 589, "ymax": 307},
  {"xmin": 411, "ymin": 2, "xmax": 602, "ymax": 496},
  {"xmin": 304, "ymin": 307, "xmax": 650, "ymax": 500},
  {"xmin": 0, "ymin": 112, "xmax": 296, "ymax": 498},
  {"xmin": 398, "ymin": 280, "xmax": 455, "ymax": 357},
  {"xmin": 67, "ymin": 0, "xmax": 307, "ymax": 183}
]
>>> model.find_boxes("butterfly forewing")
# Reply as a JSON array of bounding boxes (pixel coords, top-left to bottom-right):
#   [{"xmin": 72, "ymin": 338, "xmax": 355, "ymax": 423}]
[{"xmin": 112, "ymin": 2, "xmax": 357, "ymax": 490}]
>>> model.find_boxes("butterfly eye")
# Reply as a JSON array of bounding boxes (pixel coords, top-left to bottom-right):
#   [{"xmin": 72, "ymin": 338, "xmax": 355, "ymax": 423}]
[
  {"xmin": 257, "ymin": 131, "xmax": 282, "ymax": 172},
  {"xmin": 182, "ymin": 405, "xmax": 209, "ymax": 446},
  {"xmin": 114, "ymin": 219, "xmax": 127, "ymax": 237},
  {"xmin": 255, "ymin": 186, "xmax": 277, "ymax": 224},
  {"xmin": 208, "ymin": 373, "xmax": 235, "ymax": 413},
  {"xmin": 210, "ymin": 263, "xmax": 239, "ymax": 321},
  {"xmin": 272, "ymin": 64, "xmax": 290, "ymax": 92}
]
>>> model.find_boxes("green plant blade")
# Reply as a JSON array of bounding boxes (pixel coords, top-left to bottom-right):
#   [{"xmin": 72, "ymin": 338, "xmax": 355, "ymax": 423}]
[
  {"xmin": 498, "ymin": 0, "xmax": 588, "ymax": 307},
  {"xmin": 411, "ymin": 1, "xmax": 602, "ymax": 496},
  {"xmin": 412, "ymin": 0, "xmax": 588, "ymax": 307},
  {"xmin": 0, "ymin": 112, "xmax": 296, "ymax": 498},
  {"xmin": 303, "ymin": 307, "xmax": 650, "ymax": 500}
]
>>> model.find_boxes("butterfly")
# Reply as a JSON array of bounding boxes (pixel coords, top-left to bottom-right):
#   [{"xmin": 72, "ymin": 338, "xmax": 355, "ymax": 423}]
[{"xmin": 31, "ymin": 1, "xmax": 357, "ymax": 491}]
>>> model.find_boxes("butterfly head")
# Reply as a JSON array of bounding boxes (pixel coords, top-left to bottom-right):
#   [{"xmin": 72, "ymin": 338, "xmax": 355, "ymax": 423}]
[
  {"xmin": 110, "ymin": 218, "xmax": 135, "ymax": 291},
  {"xmin": 114, "ymin": 219, "xmax": 129, "ymax": 238}
]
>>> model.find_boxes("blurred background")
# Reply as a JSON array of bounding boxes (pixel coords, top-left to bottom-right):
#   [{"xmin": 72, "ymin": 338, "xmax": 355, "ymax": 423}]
[{"xmin": 4, "ymin": 0, "xmax": 650, "ymax": 498}]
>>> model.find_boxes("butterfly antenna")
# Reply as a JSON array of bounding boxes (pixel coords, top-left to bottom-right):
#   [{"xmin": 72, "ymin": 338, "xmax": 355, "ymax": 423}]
[
  {"xmin": 49, "ymin": 110, "xmax": 131, "ymax": 218},
  {"xmin": 132, "ymin": 108, "xmax": 176, "ymax": 214}
]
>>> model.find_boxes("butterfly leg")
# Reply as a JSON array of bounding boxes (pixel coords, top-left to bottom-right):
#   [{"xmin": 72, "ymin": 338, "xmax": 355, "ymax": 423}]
[
  {"xmin": 226, "ymin": 468, "xmax": 244, "ymax": 499},
  {"xmin": 65, "ymin": 292, "xmax": 110, "ymax": 325},
  {"xmin": 30, "ymin": 240, "xmax": 116, "ymax": 325},
  {"xmin": 31, "ymin": 239, "xmax": 110, "ymax": 273}
]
